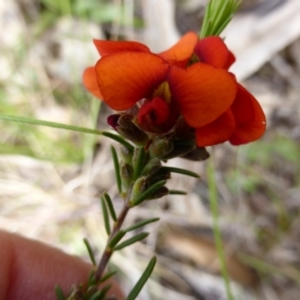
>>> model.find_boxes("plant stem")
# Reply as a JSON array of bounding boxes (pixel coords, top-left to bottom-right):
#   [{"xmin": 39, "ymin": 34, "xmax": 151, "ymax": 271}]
[{"xmin": 95, "ymin": 198, "xmax": 131, "ymax": 280}]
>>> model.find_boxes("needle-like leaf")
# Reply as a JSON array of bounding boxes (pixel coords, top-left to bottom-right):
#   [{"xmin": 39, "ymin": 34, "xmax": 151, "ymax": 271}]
[{"xmin": 126, "ymin": 257, "xmax": 157, "ymax": 300}]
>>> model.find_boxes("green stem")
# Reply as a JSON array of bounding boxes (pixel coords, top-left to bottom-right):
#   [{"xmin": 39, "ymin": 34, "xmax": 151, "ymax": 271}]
[{"xmin": 207, "ymin": 155, "xmax": 234, "ymax": 300}]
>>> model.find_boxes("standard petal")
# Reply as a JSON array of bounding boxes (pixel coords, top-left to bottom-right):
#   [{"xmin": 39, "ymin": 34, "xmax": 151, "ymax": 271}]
[
  {"xmin": 229, "ymin": 85, "xmax": 266, "ymax": 145},
  {"xmin": 158, "ymin": 32, "xmax": 198, "ymax": 67},
  {"xmin": 169, "ymin": 63, "xmax": 237, "ymax": 128},
  {"xmin": 195, "ymin": 110, "xmax": 235, "ymax": 147},
  {"xmin": 95, "ymin": 52, "xmax": 170, "ymax": 110},
  {"xmin": 93, "ymin": 40, "xmax": 150, "ymax": 57},
  {"xmin": 194, "ymin": 36, "xmax": 235, "ymax": 69},
  {"xmin": 82, "ymin": 67, "xmax": 103, "ymax": 99}
]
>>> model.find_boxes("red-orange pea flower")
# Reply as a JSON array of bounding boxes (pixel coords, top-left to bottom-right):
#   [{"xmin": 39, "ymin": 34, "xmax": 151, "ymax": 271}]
[
  {"xmin": 83, "ymin": 32, "xmax": 238, "ymax": 143},
  {"xmin": 193, "ymin": 36, "xmax": 266, "ymax": 146},
  {"xmin": 83, "ymin": 31, "xmax": 198, "ymax": 101}
]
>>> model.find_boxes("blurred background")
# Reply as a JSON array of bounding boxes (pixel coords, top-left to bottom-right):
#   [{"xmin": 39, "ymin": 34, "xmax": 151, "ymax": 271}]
[{"xmin": 1, "ymin": 0, "xmax": 300, "ymax": 299}]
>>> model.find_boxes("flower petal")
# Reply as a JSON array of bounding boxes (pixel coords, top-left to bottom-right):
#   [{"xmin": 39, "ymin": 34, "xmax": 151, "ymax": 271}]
[
  {"xmin": 195, "ymin": 110, "xmax": 235, "ymax": 147},
  {"xmin": 93, "ymin": 40, "xmax": 150, "ymax": 57},
  {"xmin": 194, "ymin": 36, "xmax": 235, "ymax": 69},
  {"xmin": 138, "ymin": 97, "xmax": 170, "ymax": 126},
  {"xmin": 229, "ymin": 85, "xmax": 266, "ymax": 145},
  {"xmin": 224, "ymin": 51, "xmax": 236, "ymax": 70},
  {"xmin": 82, "ymin": 67, "xmax": 103, "ymax": 99},
  {"xmin": 95, "ymin": 52, "xmax": 170, "ymax": 110},
  {"xmin": 159, "ymin": 32, "xmax": 198, "ymax": 67},
  {"xmin": 169, "ymin": 63, "xmax": 237, "ymax": 127}
]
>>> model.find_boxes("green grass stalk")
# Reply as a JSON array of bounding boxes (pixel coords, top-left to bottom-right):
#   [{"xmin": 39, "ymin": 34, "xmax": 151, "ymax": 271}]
[{"xmin": 207, "ymin": 154, "xmax": 234, "ymax": 300}]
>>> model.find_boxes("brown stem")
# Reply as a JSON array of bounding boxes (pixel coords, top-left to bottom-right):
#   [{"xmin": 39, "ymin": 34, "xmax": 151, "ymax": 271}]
[{"xmin": 95, "ymin": 200, "xmax": 131, "ymax": 280}]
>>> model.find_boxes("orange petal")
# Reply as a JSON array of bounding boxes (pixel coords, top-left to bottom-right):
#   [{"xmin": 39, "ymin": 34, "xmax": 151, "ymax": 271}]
[
  {"xmin": 229, "ymin": 85, "xmax": 266, "ymax": 145},
  {"xmin": 194, "ymin": 36, "xmax": 235, "ymax": 69},
  {"xmin": 82, "ymin": 67, "xmax": 103, "ymax": 99},
  {"xmin": 169, "ymin": 63, "xmax": 237, "ymax": 128},
  {"xmin": 195, "ymin": 110, "xmax": 235, "ymax": 147},
  {"xmin": 95, "ymin": 52, "xmax": 170, "ymax": 110},
  {"xmin": 93, "ymin": 40, "xmax": 150, "ymax": 57},
  {"xmin": 159, "ymin": 32, "xmax": 198, "ymax": 67}
]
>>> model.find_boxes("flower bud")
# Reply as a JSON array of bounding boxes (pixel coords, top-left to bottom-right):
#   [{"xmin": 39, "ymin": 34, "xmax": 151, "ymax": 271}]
[
  {"xmin": 162, "ymin": 142, "xmax": 195, "ymax": 160},
  {"xmin": 148, "ymin": 169, "xmax": 171, "ymax": 185},
  {"xmin": 146, "ymin": 186, "xmax": 169, "ymax": 200},
  {"xmin": 130, "ymin": 176, "xmax": 149, "ymax": 202},
  {"xmin": 120, "ymin": 162, "xmax": 133, "ymax": 189},
  {"xmin": 174, "ymin": 117, "xmax": 195, "ymax": 140},
  {"xmin": 142, "ymin": 158, "xmax": 162, "ymax": 176},
  {"xmin": 107, "ymin": 113, "xmax": 149, "ymax": 146},
  {"xmin": 119, "ymin": 145, "xmax": 133, "ymax": 164},
  {"xmin": 149, "ymin": 137, "xmax": 173, "ymax": 159},
  {"xmin": 181, "ymin": 147, "xmax": 210, "ymax": 161}
]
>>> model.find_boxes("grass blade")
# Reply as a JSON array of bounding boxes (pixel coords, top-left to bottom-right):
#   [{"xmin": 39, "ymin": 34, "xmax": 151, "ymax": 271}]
[
  {"xmin": 0, "ymin": 115, "xmax": 135, "ymax": 152},
  {"xmin": 102, "ymin": 132, "xmax": 134, "ymax": 151},
  {"xmin": 0, "ymin": 114, "xmax": 103, "ymax": 135},
  {"xmin": 207, "ymin": 155, "xmax": 234, "ymax": 300}
]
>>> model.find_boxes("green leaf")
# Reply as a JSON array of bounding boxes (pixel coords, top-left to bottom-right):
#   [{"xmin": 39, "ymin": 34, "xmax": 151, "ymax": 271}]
[
  {"xmin": 97, "ymin": 284, "xmax": 112, "ymax": 299},
  {"xmin": 100, "ymin": 270, "xmax": 118, "ymax": 283},
  {"xmin": 103, "ymin": 193, "xmax": 117, "ymax": 222},
  {"xmin": 126, "ymin": 256, "xmax": 157, "ymax": 300},
  {"xmin": 55, "ymin": 285, "xmax": 65, "ymax": 300},
  {"xmin": 114, "ymin": 232, "xmax": 149, "ymax": 250},
  {"xmin": 101, "ymin": 197, "xmax": 111, "ymax": 235},
  {"xmin": 0, "ymin": 114, "xmax": 103, "ymax": 135},
  {"xmin": 102, "ymin": 132, "xmax": 134, "ymax": 152},
  {"xmin": 130, "ymin": 180, "xmax": 167, "ymax": 206},
  {"xmin": 108, "ymin": 230, "xmax": 126, "ymax": 249},
  {"xmin": 200, "ymin": 0, "xmax": 241, "ymax": 38},
  {"xmin": 160, "ymin": 166, "xmax": 199, "ymax": 178},
  {"xmin": 85, "ymin": 285, "xmax": 99, "ymax": 298},
  {"xmin": 124, "ymin": 218, "xmax": 160, "ymax": 232},
  {"xmin": 89, "ymin": 290, "xmax": 102, "ymax": 300},
  {"xmin": 110, "ymin": 145, "xmax": 122, "ymax": 195},
  {"xmin": 168, "ymin": 190, "xmax": 187, "ymax": 195},
  {"xmin": 133, "ymin": 147, "xmax": 147, "ymax": 180},
  {"xmin": 83, "ymin": 238, "xmax": 97, "ymax": 266},
  {"xmin": 88, "ymin": 270, "xmax": 97, "ymax": 286}
]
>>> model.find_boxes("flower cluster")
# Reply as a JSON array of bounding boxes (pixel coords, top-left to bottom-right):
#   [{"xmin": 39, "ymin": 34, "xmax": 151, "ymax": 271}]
[{"xmin": 83, "ymin": 32, "xmax": 266, "ymax": 150}]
